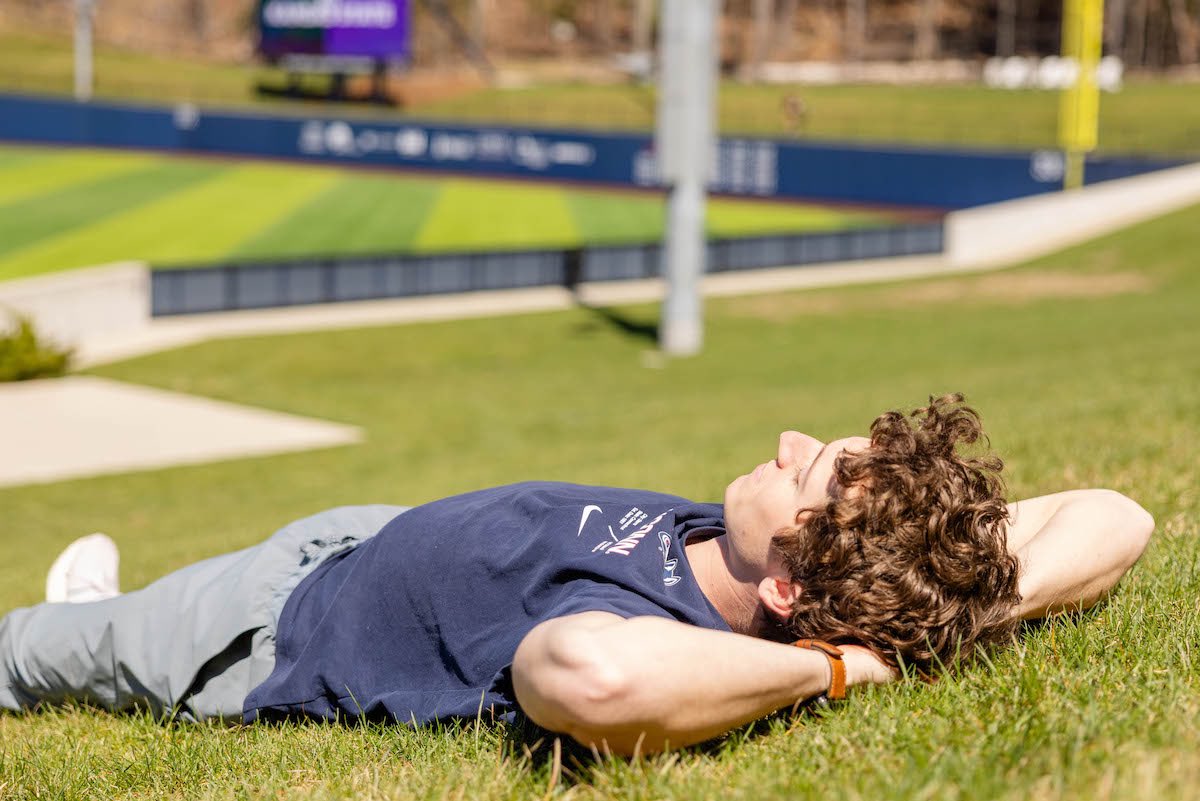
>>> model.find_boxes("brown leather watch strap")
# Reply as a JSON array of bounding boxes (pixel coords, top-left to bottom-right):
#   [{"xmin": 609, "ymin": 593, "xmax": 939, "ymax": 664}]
[{"xmin": 792, "ymin": 639, "xmax": 846, "ymax": 701}]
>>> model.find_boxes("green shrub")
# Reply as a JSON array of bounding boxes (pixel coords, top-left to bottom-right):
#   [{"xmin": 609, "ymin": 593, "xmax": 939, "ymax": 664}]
[{"xmin": 0, "ymin": 315, "xmax": 73, "ymax": 381}]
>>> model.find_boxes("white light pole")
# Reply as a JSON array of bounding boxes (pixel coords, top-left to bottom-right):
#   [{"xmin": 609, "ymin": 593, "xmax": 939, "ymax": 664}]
[
  {"xmin": 656, "ymin": 0, "xmax": 719, "ymax": 356},
  {"xmin": 75, "ymin": 0, "xmax": 97, "ymax": 101}
]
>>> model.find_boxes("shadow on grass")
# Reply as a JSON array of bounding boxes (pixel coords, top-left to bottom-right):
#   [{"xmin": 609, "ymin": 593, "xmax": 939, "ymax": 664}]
[
  {"xmin": 1018, "ymin": 600, "xmax": 1109, "ymax": 637},
  {"xmin": 574, "ymin": 303, "xmax": 659, "ymax": 345},
  {"xmin": 502, "ymin": 699, "xmax": 838, "ymax": 789}
]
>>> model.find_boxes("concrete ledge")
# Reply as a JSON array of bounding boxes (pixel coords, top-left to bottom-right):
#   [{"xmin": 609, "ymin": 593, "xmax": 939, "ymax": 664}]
[
  {"xmin": 73, "ymin": 284, "xmax": 581, "ymax": 367},
  {"xmin": 577, "ymin": 254, "xmax": 952, "ymax": 306},
  {"xmin": 946, "ymin": 161, "xmax": 1200, "ymax": 269},
  {"xmin": 0, "ymin": 262, "xmax": 150, "ymax": 351},
  {"xmin": 69, "ymin": 254, "xmax": 950, "ymax": 367}
]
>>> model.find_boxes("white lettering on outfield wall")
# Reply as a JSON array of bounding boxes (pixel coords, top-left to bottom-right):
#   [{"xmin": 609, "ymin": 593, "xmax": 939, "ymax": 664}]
[
  {"xmin": 634, "ymin": 140, "xmax": 778, "ymax": 195},
  {"xmin": 395, "ymin": 128, "xmax": 428, "ymax": 157},
  {"xmin": 297, "ymin": 120, "xmax": 598, "ymax": 170},
  {"xmin": 431, "ymin": 133, "xmax": 475, "ymax": 161},
  {"xmin": 264, "ymin": 1, "xmax": 397, "ymax": 29}
]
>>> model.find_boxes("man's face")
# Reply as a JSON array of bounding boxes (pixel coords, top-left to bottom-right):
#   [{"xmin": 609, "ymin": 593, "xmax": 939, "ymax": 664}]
[{"xmin": 723, "ymin": 431, "xmax": 871, "ymax": 577}]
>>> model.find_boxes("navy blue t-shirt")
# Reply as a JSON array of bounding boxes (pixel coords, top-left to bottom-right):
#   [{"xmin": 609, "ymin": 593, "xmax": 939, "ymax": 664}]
[{"xmin": 243, "ymin": 482, "xmax": 730, "ymax": 725}]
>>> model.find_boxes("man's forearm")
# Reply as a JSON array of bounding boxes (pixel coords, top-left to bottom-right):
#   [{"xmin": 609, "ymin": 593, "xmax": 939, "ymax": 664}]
[
  {"xmin": 513, "ymin": 613, "xmax": 840, "ymax": 754},
  {"xmin": 1010, "ymin": 490, "xmax": 1154, "ymax": 619}
]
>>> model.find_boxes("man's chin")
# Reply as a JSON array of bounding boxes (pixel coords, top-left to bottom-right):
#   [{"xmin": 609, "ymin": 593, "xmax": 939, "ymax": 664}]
[{"xmin": 723, "ymin": 478, "xmax": 741, "ymax": 509}]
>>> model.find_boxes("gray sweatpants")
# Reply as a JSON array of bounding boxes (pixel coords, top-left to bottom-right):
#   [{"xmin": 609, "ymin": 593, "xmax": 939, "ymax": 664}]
[{"xmin": 0, "ymin": 505, "xmax": 407, "ymax": 722}]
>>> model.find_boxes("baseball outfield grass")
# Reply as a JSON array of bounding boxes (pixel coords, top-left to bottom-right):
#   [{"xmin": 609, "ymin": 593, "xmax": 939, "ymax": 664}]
[
  {"xmin": 0, "ymin": 192, "xmax": 1197, "ymax": 798},
  {"xmin": 0, "ymin": 143, "xmax": 889, "ymax": 282}
]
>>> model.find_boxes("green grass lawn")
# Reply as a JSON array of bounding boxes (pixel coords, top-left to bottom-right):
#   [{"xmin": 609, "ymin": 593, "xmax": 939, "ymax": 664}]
[
  {"xmin": 409, "ymin": 80, "xmax": 1200, "ymax": 155},
  {"xmin": 0, "ymin": 144, "xmax": 888, "ymax": 282},
  {"xmin": 0, "ymin": 192, "xmax": 1197, "ymax": 798},
  {"xmin": 2, "ymin": 30, "xmax": 1198, "ymax": 155}
]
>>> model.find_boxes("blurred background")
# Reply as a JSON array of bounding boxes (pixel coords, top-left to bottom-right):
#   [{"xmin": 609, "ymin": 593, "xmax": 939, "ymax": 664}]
[{"xmin": 0, "ymin": 0, "xmax": 1197, "ymax": 153}]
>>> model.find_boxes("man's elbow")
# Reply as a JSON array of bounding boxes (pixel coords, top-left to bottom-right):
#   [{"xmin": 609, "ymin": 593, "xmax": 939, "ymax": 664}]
[
  {"xmin": 546, "ymin": 651, "xmax": 636, "ymax": 739},
  {"xmin": 1100, "ymin": 489, "xmax": 1155, "ymax": 567},
  {"xmin": 513, "ymin": 625, "xmax": 638, "ymax": 746},
  {"xmin": 1075, "ymin": 489, "xmax": 1154, "ymax": 576}
]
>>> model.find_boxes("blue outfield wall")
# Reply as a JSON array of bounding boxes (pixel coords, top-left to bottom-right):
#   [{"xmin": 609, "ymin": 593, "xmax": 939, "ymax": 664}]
[{"xmin": 0, "ymin": 92, "xmax": 1186, "ymax": 210}]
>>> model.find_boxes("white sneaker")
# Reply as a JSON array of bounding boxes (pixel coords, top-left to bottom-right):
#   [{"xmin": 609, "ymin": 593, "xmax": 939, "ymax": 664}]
[{"xmin": 45, "ymin": 533, "xmax": 121, "ymax": 603}]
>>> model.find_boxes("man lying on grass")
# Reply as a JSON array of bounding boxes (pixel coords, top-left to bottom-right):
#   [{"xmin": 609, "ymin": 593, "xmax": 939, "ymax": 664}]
[{"xmin": 0, "ymin": 395, "xmax": 1153, "ymax": 754}]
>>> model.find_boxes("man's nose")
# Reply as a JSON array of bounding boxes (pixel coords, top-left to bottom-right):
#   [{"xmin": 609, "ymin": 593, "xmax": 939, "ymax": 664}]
[{"xmin": 777, "ymin": 431, "xmax": 824, "ymax": 468}]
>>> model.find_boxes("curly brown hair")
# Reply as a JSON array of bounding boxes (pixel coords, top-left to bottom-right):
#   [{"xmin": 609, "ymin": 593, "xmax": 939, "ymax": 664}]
[{"xmin": 772, "ymin": 394, "xmax": 1021, "ymax": 674}]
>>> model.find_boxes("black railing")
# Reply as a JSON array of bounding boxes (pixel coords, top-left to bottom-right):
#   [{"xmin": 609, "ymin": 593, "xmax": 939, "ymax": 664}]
[{"xmin": 150, "ymin": 222, "xmax": 943, "ymax": 317}]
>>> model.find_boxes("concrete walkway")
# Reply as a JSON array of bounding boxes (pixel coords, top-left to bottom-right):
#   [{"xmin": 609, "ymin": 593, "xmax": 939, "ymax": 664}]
[{"xmin": 0, "ymin": 376, "xmax": 361, "ymax": 488}]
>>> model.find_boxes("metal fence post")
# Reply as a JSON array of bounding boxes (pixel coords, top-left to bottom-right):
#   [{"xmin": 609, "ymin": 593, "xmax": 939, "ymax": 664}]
[{"xmin": 656, "ymin": 0, "xmax": 720, "ymax": 356}]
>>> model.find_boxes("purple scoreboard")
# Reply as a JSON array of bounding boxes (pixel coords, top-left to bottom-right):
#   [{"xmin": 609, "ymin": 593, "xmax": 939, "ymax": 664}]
[{"xmin": 257, "ymin": 0, "xmax": 411, "ymax": 61}]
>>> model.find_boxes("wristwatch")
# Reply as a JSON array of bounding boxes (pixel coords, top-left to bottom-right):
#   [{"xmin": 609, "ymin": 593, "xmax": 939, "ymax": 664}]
[{"xmin": 792, "ymin": 639, "xmax": 846, "ymax": 703}]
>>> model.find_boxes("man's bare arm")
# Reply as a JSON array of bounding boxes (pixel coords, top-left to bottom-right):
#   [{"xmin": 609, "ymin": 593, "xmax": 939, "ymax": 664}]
[
  {"xmin": 1006, "ymin": 489, "xmax": 1154, "ymax": 620},
  {"xmin": 511, "ymin": 611, "xmax": 891, "ymax": 755}
]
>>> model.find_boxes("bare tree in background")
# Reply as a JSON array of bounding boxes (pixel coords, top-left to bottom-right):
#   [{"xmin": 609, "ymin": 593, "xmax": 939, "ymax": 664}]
[
  {"xmin": 1146, "ymin": 0, "xmax": 1165, "ymax": 67},
  {"xmin": 1166, "ymin": 0, "xmax": 1199, "ymax": 62},
  {"xmin": 186, "ymin": 0, "xmax": 207, "ymax": 45},
  {"xmin": 997, "ymin": 0, "xmax": 1017, "ymax": 56},
  {"xmin": 469, "ymin": 0, "xmax": 486, "ymax": 55},
  {"xmin": 1107, "ymin": 0, "xmax": 1128, "ymax": 56},
  {"xmin": 748, "ymin": 0, "xmax": 774, "ymax": 78},
  {"xmin": 1127, "ymin": 0, "xmax": 1148, "ymax": 66},
  {"xmin": 25, "ymin": 0, "xmax": 1200, "ymax": 71},
  {"xmin": 845, "ymin": 0, "xmax": 866, "ymax": 60},
  {"xmin": 633, "ymin": 0, "xmax": 654, "ymax": 58},
  {"xmin": 915, "ymin": 0, "xmax": 938, "ymax": 60},
  {"xmin": 773, "ymin": 0, "xmax": 798, "ymax": 56},
  {"xmin": 594, "ymin": 0, "xmax": 614, "ymax": 49}
]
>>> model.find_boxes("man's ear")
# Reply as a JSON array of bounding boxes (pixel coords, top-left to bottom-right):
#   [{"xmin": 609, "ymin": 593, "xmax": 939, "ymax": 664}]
[{"xmin": 757, "ymin": 576, "xmax": 801, "ymax": 622}]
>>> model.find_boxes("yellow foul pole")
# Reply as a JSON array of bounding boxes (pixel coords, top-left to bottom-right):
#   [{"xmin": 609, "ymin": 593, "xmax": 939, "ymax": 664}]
[{"xmin": 1059, "ymin": 0, "xmax": 1104, "ymax": 190}]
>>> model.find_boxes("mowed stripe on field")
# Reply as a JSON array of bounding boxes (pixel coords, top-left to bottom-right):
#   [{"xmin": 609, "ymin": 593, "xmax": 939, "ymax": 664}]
[
  {"xmin": 565, "ymin": 188, "xmax": 891, "ymax": 245},
  {"xmin": 0, "ymin": 163, "xmax": 338, "ymax": 278},
  {"xmin": 0, "ymin": 148, "xmax": 158, "ymax": 207},
  {"xmin": 566, "ymin": 190, "xmax": 665, "ymax": 244},
  {"xmin": 232, "ymin": 172, "xmax": 441, "ymax": 259},
  {"xmin": 706, "ymin": 198, "xmax": 888, "ymax": 236},
  {"xmin": 413, "ymin": 179, "xmax": 578, "ymax": 251},
  {"xmin": 0, "ymin": 148, "xmax": 37, "ymax": 170},
  {"xmin": 0, "ymin": 143, "xmax": 898, "ymax": 282},
  {"xmin": 0, "ymin": 160, "xmax": 216, "ymax": 270}
]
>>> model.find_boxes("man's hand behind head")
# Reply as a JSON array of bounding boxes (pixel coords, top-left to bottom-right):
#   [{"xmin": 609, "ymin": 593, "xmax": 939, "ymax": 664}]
[{"xmin": 841, "ymin": 644, "xmax": 900, "ymax": 688}]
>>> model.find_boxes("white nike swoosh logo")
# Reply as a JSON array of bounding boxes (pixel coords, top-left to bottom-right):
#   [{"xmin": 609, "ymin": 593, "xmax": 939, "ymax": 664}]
[{"xmin": 576, "ymin": 505, "xmax": 602, "ymax": 536}]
